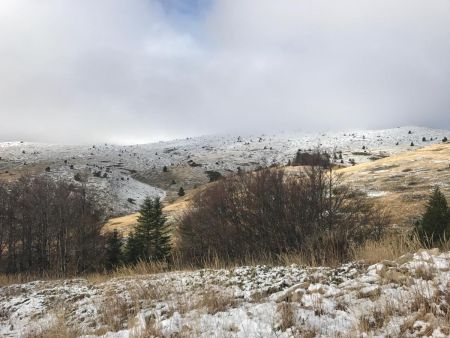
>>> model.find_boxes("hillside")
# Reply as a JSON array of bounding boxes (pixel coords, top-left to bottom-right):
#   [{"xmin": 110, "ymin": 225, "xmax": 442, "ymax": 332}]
[
  {"xmin": 338, "ymin": 142, "xmax": 450, "ymax": 226},
  {"xmin": 1, "ymin": 126, "xmax": 448, "ymax": 217},
  {"xmin": 1, "ymin": 249, "xmax": 449, "ymax": 337},
  {"xmin": 105, "ymin": 140, "xmax": 450, "ymax": 236}
]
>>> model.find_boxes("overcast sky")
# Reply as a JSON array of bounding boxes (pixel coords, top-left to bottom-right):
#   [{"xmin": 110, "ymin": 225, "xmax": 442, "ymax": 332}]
[{"xmin": 1, "ymin": 0, "xmax": 450, "ymax": 144}]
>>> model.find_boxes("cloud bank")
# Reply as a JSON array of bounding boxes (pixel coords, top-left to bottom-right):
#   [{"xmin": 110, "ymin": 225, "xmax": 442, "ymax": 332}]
[{"xmin": 1, "ymin": 0, "xmax": 449, "ymax": 143}]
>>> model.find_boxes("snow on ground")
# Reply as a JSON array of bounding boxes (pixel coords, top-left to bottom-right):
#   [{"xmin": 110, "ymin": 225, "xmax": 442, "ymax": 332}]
[
  {"xmin": 1, "ymin": 249, "xmax": 449, "ymax": 337},
  {"xmin": 0, "ymin": 126, "xmax": 449, "ymax": 216}
]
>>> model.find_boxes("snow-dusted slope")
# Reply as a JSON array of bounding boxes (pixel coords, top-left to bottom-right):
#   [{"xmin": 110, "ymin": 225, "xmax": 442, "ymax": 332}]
[
  {"xmin": 0, "ymin": 249, "xmax": 449, "ymax": 337},
  {"xmin": 0, "ymin": 126, "xmax": 448, "ymax": 216}
]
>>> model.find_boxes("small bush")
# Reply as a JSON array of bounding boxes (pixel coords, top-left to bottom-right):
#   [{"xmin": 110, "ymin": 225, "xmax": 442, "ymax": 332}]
[
  {"xmin": 205, "ymin": 170, "xmax": 223, "ymax": 182},
  {"xmin": 178, "ymin": 187, "xmax": 185, "ymax": 197}
]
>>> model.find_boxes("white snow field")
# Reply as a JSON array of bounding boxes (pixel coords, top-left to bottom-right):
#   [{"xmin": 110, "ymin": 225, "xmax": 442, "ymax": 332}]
[
  {"xmin": 1, "ymin": 126, "xmax": 449, "ymax": 216},
  {"xmin": 0, "ymin": 249, "xmax": 449, "ymax": 337}
]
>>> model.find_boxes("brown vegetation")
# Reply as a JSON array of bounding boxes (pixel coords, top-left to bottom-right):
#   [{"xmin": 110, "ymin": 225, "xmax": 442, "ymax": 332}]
[
  {"xmin": 178, "ymin": 165, "xmax": 390, "ymax": 266},
  {"xmin": 0, "ymin": 175, "xmax": 105, "ymax": 275}
]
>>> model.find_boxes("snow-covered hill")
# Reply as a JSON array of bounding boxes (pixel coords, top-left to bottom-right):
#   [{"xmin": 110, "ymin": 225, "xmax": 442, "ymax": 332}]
[
  {"xmin": 0, "ymin": 249, "xmax": 449, "ymax": 337},
  {"xmin": 0, "ymin": 126, "xmax": 449, "ymax": 216}
]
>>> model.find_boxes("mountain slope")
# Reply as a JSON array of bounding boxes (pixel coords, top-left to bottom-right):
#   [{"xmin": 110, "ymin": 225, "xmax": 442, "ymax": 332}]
[
  {"xmin": 338, "ymin": 142, "xmax": 450, "ymax": 226},
  {"xmin": 1, "ymin": 126, "xmax": 448, "ymax": 216}
]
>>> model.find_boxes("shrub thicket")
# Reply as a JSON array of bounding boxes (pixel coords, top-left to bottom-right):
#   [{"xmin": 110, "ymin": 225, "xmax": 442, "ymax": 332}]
[
  {"xmin": 178, "ymin": 166, "xmax": 389, "ymax": 265},
  {"xmin": 292, "ymin": 150, "xmax": 330, "ymax": 168}
]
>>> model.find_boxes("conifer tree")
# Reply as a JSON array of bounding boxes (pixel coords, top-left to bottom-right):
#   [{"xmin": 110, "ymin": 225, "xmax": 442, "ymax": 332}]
[
  {"xmin": 105, "ymin": 229, "xmax": 123, "ymax": 270},
  {"xmin": 151, "ymin": 198, "xmax": 172, "ymax": 261},
  {"xmin": 125, "ymin": 197, "xmax": 172, "ymax": 263},
  {"xmin": 416, "ymin": 187, "xmax": 450, "ymax": 245},
  {"xmin": 134, "ymin": 197, "xmax": 156, "ymax": 260},
  {"xmin": 124, "ymin": 232, "xmax": 142, "ymax": 265}
]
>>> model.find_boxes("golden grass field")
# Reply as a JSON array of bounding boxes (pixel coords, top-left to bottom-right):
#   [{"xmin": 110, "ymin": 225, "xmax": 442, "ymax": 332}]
[{"xmin": 338, "ymin": 142, "xmax": 450, "ymax": 225}]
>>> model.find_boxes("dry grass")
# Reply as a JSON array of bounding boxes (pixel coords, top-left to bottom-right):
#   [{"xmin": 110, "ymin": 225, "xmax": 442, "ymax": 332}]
[
  {"xmin": 131, "ymin": 318, "xmax": 164, "ymax": 338},
  {"xmin": 200, "ymin": 289, "xmax": 236, "ymax": 315},
  {"xmin": 353, "ymin": 233, "xmax": 422, "ymax": 264},
  {"xmin": 277, "ymin": 302, "xmax": 295, "ymax": 331},
  {"xmin": 98, "ymin": 291, "xmax": 137, "ymax": 332},
  {"xmin": 22, "ymin": 312, "xmax": 79, "ymax": 338},
  {"xmin": 337, "ymin": 142, "xmax": 450, "ymax": 226},
  {"xmin": 0, "ymin": 236, "xmax": 432, "ymax": 287}
]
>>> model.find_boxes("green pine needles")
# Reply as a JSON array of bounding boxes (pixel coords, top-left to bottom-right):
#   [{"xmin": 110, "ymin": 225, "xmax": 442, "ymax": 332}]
[{"xmin": 125, "ymin": 197, "xmax": 172, "ymax": 264}]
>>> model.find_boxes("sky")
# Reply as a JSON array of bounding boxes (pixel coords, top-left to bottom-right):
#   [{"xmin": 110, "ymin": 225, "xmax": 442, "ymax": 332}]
[{"xmin": 1, "ymin": 0, "xmax": 450, "ymax": 144}]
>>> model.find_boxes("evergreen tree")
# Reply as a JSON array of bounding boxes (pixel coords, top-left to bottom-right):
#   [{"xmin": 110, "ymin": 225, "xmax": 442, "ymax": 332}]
[
  {"xmin": 134, "ymin": 197, "xmax": 156, "ymax": 260},
  {"xmin": 416, "ymin": 187, "xmax": 450, "ymax": 245},
  {"xmin": 151, "ymin": 198, "xmax": 172, "ymax": 261},
  {"xmin": 126, "ymin": 197, "xmax": 172, "ymax": 263},
  {"xmin": 124, "ymin": 231, "xmax": 142, "ymax": 265},
  {"xmin": 105, "ymin": 229, "xmax": 123, "ymax": 270},
  {"xmin": 178, "ymin": 187, "xmax": 185, "ymax": 197}
]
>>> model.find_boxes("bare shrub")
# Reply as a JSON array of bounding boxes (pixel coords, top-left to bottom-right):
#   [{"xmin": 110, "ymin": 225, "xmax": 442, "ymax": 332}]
[{"xmin": 178, "ymin": 165, "xmax": 389, "ymax": 266}]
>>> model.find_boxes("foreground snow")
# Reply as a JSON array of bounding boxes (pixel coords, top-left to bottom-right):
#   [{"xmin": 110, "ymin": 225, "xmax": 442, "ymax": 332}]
[{"xmin": 1, "ymin": 250, "xmax": 449, "ymax": 337}]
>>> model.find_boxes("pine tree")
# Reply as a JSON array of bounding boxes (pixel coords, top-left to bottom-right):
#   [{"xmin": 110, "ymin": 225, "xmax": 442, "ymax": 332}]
[
  {"xmin": 105, "ymin": 229, "xmax": 123, "ymax": 270},
  {"xmin": 124, "ymin": 231, "xmax": 142, "ymax": 265},
  {"xmin": 416, "ymin": 187, "xmax": 450, "ymax": 245},
  {"xmin": 134, "ymin": 197, "xmax": 156, "ymax": 261},
  {"xmin": 151, "ymin": 198, "xmax": 172, "ymax": 261},
  {"xmin": 126, "ymin": 197, "xmax": 172, "ymax": 263}
]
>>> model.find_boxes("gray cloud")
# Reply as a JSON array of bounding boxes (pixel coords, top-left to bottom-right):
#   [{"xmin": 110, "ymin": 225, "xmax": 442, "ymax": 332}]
[{"xmin": 1, "ymin": 0, "xmax": 449, "ymax": 144}]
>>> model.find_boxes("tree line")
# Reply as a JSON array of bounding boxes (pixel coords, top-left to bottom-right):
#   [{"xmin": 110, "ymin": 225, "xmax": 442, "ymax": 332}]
[
  {"xmin": 0, "ymin": 176, "xmax": 104, "ymax": 275},
  {"xmin": 0, "ymin": 175, "xmax": 172, "ymax": 275}
]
